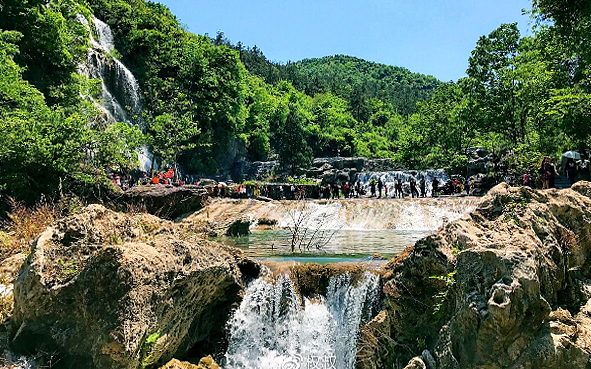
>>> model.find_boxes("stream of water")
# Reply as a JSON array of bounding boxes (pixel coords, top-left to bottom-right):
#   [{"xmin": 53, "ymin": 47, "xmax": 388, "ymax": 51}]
[
  {"xmin": 76, "ymin": 15, "xmax": 153, "ymax": 171},
  {"xmin": 220, "ymin": 197, "xmax": 477, "ymax": 368},
  {"xmin": 220, "ymin": 197, "xmax": 476, "ymax": 260},
  {"xmin": 224, "ymin": 270, "xmax": 380, "ymax": 369}
]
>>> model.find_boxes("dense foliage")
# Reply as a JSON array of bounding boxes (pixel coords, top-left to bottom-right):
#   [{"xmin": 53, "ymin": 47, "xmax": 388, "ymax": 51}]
[{"xmin": 0, "ymin": 0, "xmax": 589, "ymax": 207}]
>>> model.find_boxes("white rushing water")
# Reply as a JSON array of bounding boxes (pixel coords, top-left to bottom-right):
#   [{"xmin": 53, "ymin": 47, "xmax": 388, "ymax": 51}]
[
  {"xmin": 273, "ymin": 197, "xmax": 476, "ymax": 231},
  {"xmin": 1, "ymin": 353, "xmax": 38, "ymax": 369},
  {"xmin": 358, "ymin": 169, "xmax": 448, "ymax": 195},
  {"xmin": 76, "ymin": 14, "xmax": 153, "ymax": 171},
  {"xmin": 224, "ymin": 270, "xmax": 380, "ymax": 369}
]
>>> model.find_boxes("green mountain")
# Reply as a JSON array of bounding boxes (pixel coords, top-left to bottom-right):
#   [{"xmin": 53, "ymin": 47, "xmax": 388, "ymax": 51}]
[
  {"xmin": 285, "ymin": 55, "xmax": 440, "ymax": 117},
  {"xmin": 230, "ymin": 41, "xmax": 441, "ymax": 118}
]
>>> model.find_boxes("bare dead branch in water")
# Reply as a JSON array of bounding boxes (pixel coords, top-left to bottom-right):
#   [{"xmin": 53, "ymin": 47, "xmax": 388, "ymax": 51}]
[{"xmin": 282, "ymin": 198, "xmax": 342, "ymax": 253}]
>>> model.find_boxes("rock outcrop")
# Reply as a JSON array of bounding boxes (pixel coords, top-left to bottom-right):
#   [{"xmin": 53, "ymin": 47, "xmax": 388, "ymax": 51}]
[
  {"xmin": 0, "ymin": 253, "xmax": 26, "ymax": 323},
  {"xmin": 466, "ymin": 147, "xmax": 495, "ymax": 175},
  {"xmin": 120, "ymin": 185, "xmax": 208, "ymax": 220},
  {"xmin": 158, "ymin": 356, "xmax": 219, "ymax": 369},
  {"xmin": 9, "ymin": 205, "xmax": 258, "ymax": 369},
  {"xmin": 225, "ymin": 217, "xmax": 251, "ymax": 236},
  {"xmin": 369, "ymin": 182, "xmax": 591, "ymax": 368}
]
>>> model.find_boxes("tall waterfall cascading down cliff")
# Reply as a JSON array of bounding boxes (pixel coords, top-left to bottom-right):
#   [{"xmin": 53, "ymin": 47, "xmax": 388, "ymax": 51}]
[
  {"xmin": 224, "ymin": 270, "xmax": 380, "ymax": 369},
  {"xmin": 76, "ymin": 15, "xmax": 153, "ymax": 171}
]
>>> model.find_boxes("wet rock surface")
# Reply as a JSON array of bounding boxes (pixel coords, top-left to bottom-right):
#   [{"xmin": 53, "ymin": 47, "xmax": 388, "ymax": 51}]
[
  {"xmin": 372, "ymin": 182, "xmax": 591, "ymax": 369},
  {"xmin": 9, "ymin": 205, "xmax": 258, "ymax": 369},
  {"xmin": 225, "ymin": 217, "xmax": 251, "ymax": 236}
]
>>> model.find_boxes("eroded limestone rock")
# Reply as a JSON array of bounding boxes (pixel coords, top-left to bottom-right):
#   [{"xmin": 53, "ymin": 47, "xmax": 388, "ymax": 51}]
[
  {"xmin": 9, "ymin": 205, "xmax": 258, "ymax": 369},
  {"xmin": 158, "ymin": 356, "xmax": 219, "ymax": 369},
  {"xmin": 378, "ymin": 182, "xmax": 591, "ymax": 369}
]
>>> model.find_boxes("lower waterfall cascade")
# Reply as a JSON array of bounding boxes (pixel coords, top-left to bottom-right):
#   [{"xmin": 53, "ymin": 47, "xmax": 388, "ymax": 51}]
[{"xmin": 223, "ymin": 269, "xmax": 381, "ymax": 369}]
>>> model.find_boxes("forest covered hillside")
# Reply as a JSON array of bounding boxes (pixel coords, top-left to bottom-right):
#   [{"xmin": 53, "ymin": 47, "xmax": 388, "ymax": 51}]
[
  {"xmin": 286, "ymin": 55, "xmax": 440, "ymax": 117},
  {"xmin": 0, "ymin": 0, "xmax": 590, "ymax": 209}
]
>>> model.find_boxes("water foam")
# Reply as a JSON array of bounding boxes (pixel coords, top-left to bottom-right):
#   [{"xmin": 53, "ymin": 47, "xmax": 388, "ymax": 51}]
[
  {"xmin": 275, "ymin": 198, "xmax": 476, "ymax": 231},
  {"xmin": 224, "ymin": 270, "xmax": 380, "ymax": 369},
  {"xmin": 76, "ymin": 15, "xmax": 153, "ymax": 171}
]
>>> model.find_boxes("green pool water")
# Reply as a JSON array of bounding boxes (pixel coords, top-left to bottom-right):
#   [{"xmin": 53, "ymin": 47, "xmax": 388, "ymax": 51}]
[{"xmin": 218, "ymin": 228, "xmax": 432, "ymax": 261}]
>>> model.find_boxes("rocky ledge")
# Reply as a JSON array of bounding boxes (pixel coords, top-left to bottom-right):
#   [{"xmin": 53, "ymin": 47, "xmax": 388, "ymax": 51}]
[
  {"xmin": 8, "ymin": 205, "xmax": 259, "ymax": 369},
  {"xmin": 358, "ymin": 181, "xmax": 591, "ymax": 369},
  {"xmin": 120, "ymin": 185, "xmax": 208, "ymax": 220}
]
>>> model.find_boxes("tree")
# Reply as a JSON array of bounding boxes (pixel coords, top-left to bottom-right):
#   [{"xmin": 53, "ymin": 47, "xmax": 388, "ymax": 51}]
[
  {"xmin": 150, "ymin": 113, "xmax": 200, "ymax": 176},
  {"xmin": 93, "ymin": 122, "xmax": 146, "ymax": 171},
  {"xmin": 465, "ymin": 23, "xmax": 526, "ymax": 144},
  {"xmin": 273, "ymin": 104, "xmax": 313, "ymax": 176}
]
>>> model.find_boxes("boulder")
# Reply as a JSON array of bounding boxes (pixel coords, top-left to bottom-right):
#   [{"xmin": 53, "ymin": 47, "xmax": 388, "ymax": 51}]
[
  {"xmin": 468, "ymin": 173, "xmax": 496, "ymax": 196},
  {"xmin": 121, "ymin": 185, "xmax": 208, "ymax": 220},
  {"xmin": 9, "ymin": 205, "xmax": 258, "ymax": 369},
  {"xmin": 158, "ymin": 356, "xmax": 219, "ymax": 369},
  {"xmin": 363, "ymin": 158, "xmax": 405, "ymax": 172},
  {"xmin": 0, "ymin": 253, "xmax": 26, "ymax": 323},
  {"xmin": 356, "ymin": 310, "xmax": 391, "ymax": 369},
  {"xmin": 403, "ymin": 357, "xmax": 427, "ymax": 369},
  {"xmin": 197, "ymin": 179, "xmax": 217, "ymax": 187},
  {"xmin": 225, "ymin": 217, "xmax": 251, "ymax": 236},
  {"xmin": 466, "ymin": 147, "xmax": 495, "ymax": 175},
  {"xmin": 240, "ymin": 161, "xmax": 279, "ymax": 181},
  {"xmin": 378, "ymin": 182, "xmax": 591, "ymax": 368}
]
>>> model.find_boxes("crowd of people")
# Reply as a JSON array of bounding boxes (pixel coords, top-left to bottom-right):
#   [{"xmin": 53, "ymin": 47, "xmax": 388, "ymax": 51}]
[
  {"xmin": 527, "ymin": 156, "xmax": 587, "ymax": 189},
  {"xmin": 316, "ymin": 175, "xmax": 474, "ymax": 200},
  {"xmin": 106, "ymin": 167, "xmax": 191, "ymax": 190},
  {"xmin": 106, "ymin": 152, "xmax": 588, "ymax": 198}
]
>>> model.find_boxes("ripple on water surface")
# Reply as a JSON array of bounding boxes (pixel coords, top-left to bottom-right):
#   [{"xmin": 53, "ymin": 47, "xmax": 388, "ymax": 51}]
[{"xmin": 221, "ymin": 228, "xmax": 432, "ymax": 259}]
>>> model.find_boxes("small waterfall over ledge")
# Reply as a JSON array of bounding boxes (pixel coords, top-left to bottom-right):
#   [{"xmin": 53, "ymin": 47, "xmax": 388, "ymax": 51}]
[
  {"xmin": 272, "ymin": 197, "xmax": 477, "ymax": 231},
  {"xmin": 224, "ymin": 269, "xmax": 380, "ymax": 369},
  {"xmin": 76, "ymin": 15, "xmax": 153, "ymax": 171},
  {"xmin": 358, "ymin": 169, "xmax": 448, "ymax": 195}
]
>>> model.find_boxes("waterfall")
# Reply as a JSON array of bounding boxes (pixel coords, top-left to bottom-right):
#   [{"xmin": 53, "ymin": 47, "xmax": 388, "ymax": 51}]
[
  {"xmin": 224, "ymin": 270, "xmax": 380, "ymax": 369},
  {"xmin": 0, "ymin": 353, "xmax": 38, "ymax": 369},
  {"xmin": 76, "ymin": 14, "xmax": 153, "ymax": 172},
  {"xmin": 270, "ymin": 197, "xmax": 476, "ymax": 231},
  {"xmin": 358, "ymin": 169, "xmax": 448, "ymax": 195}
]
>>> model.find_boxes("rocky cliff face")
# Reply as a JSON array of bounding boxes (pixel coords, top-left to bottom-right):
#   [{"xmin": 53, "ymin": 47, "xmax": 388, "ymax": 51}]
[
  {"xmin": 365, "ymin": 182, "xmax": 591, "ymax": 369},
  {"xmin": 9, "ymin": 205, "xmax": 258, "ymax": 369}
]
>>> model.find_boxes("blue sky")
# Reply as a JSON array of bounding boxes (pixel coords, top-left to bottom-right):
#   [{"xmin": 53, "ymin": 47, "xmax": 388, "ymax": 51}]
[{"xmin": 156, "ymin": 0, "xmax": 532, "ymax": 82}]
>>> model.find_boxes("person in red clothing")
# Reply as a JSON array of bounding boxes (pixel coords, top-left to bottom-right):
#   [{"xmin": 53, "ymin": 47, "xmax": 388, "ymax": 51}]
[{"xmin": 164, "ymin": 169, "xmax": 174, "ymax": 181}]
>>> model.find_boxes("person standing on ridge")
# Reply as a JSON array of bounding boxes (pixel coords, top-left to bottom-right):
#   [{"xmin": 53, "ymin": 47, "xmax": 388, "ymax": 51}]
[
  {"xmin": 377, "ymin": 178, "xmax": 383, "ymax": 198},
  {"xmin": 432, "ymin": 177, "xmax": 439, "ymax": 197},
  {"xmin": 565, "ymin": 157, "xmax": 578, "ymax": 185},
  {"xmin": 539, "ymin": 156, "xmax": 558, "ymax": 189},
  {"xmin": 420, "ymin": 176, "xmax": 426, "ymax": 197},
  {"xmin": 332, "ymin": 183, "xmax": 340, "ymax": 199},
  {"xmin": 410, "ymin": 178, "xmax": 419, "ymax": 198},
  {"xmin": 393, "ymin": 179, "xmax": 402, "ymax": 198},
  {"xmin": 370, "ymin": 178, "xmax": 376, "ymax": 197}
]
